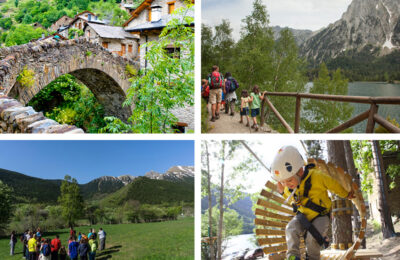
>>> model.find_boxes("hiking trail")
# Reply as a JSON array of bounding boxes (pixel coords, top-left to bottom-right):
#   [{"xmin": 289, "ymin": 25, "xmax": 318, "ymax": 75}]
[{"xmin": 207, "ymin": 110, "xmax": 276, "ymax": 134}]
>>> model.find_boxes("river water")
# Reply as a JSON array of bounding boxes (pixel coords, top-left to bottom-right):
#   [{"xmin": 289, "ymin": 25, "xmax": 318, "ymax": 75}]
[
  {"xmin": 222, "ymin": 234, "xmax": 257, "ymax": 259},
  {"xmin": 304, "ymin": 82, "xmax": 400, "ymax": 133},
  {"xmin": 348, "ymin": 82, "xmax": 400, "ymax": 133}
]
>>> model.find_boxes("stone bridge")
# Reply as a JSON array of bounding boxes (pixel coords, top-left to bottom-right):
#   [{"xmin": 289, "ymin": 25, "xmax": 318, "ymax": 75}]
[{"xmin": 0, "ymin": 37, "xmax": 139, "ymax": 121}]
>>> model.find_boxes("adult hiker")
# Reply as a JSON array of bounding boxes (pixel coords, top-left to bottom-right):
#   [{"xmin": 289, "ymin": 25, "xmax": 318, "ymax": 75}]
[
  {"xmin": 78, "ymin": 238, "xmax": 90, "ymax": 260},
  {"xmin": 68, "ymin": 237, "xmax": 79, "ymax": 260},
  {"xmin": 270, "ymin": 146, "xmax": 355, "ymax": 260},
  {"xmin": 28, "ymin": 233, "xmax": 37, "ymax": 260},
  {"xmin": 88, "ymin": 234, "xmax": 98, "ymax": 260},
  {"xmin": 10, "ymin": 230, "xmax": 17, "ymax": 256},
  {"xmin": 21, "ymin": 230, "xmax": 29, "ymax": 259},
  {"xmin": 98, "ymin": 228, "xmax": 106, "ymax": 251},
  {"xmin": 39, "ymin": 238, "xmax": 51, "ymax": 260},
  {"xmin": 223, "ymin": 72, "xmax": 239, "ymax": 116},
  {"xmin": 208, "ymin": 65, "xmax": 224, "ymax": 122},
  {"xmin": 50, "ymin": 235, "xmax": 61, "ymax": 260}
]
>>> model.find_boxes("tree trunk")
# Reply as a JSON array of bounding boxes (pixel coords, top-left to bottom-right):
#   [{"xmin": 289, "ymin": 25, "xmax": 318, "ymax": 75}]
[
  {"xmin": 343, "ymin": 141, "xmax": 366, "ymax": 249},
  {"xmin": 205, "ymin": 142, "xmax": 215, "ymax": 260},
  {"xmin": 371, "ymin": 141, "xmax": 395, "ymax": 239},
  {"xmin": 327, "ymin": 141, "xmax": 353, "ymax": 249},
  {"xmin": 217, "ymin": 141, "xmax": 226, "ymax": 260}
]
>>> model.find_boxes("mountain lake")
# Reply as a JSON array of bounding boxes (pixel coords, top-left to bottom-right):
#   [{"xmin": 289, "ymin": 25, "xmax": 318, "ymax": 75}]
[{"xmin": 304, "ymin": 82, "xmax": 400, "ymax": 133}]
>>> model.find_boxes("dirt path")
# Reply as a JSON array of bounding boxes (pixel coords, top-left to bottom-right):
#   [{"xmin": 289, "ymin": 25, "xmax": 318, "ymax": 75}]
[{"xmin": 207, "ymin": 110, "xmax": 276, "ymax": 134}]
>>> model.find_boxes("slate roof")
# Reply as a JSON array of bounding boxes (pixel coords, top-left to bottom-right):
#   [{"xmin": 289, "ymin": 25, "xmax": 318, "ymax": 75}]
[
  {"xmin": 85, "ymin": 23, "xmax": 139, "ymax": 40},
  {"xmin": 124, "ymin": 9, "xmax": 194, "ymax": 32}
]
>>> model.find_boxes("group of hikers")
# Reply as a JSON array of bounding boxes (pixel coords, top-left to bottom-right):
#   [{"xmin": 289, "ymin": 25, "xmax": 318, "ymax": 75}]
[
  {"xmin": 9, "ymin": 227, "xmax": 107, "ymax": 260},
  {"xmin": 201, "ymin": 65, "xmax": 265, "ymax": 131}
]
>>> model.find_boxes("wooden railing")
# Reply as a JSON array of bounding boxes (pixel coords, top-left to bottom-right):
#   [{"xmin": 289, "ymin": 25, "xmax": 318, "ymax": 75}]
[{"xmin": 261, "ymin": 92, "xmax": 400, "ymax": 133}]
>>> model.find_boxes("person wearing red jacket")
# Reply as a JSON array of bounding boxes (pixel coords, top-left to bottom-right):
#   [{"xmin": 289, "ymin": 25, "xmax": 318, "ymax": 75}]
[{"xmin": 50, "ymin": 235, "xmax": 61, "ymax": 260}]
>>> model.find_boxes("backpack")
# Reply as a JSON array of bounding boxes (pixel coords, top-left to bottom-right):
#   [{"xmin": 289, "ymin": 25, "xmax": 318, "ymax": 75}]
[
  {"xmin": 209, "ymin": 71, "xmax": 223, "ymax": 89},
  {"xmin": 43, "ymin": 244, "xmax": 51, "ymax": 256},
  {"xmin": 225, "ymin": 77, "xmax": 239, "ymax": 93},
  {"xmin": 202, "ymin": 85, "xmax": 209, "ymax": 98}
]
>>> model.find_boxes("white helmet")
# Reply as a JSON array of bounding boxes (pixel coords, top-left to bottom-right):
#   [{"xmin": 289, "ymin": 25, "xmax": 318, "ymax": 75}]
[{"xmin": 271, "ymin": 146, "xmax": 304, "ymax": 182}]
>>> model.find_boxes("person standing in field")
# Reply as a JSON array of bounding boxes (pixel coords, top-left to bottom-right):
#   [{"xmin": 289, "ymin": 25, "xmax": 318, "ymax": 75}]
[
  {"xmin": 98, "ymin": 228, "xmax": 106, "ymax": 251},
  {"xmin": 28, "ymin": 233, "xmax": 37, "ymax": 260},
  {"xmin": 223, "ymin": 72, "xmax": 239, "ymax": 116},
  {"xmin": 39, "ymin": 238, "xmax": 51, "ymax": 260},
  {"xmin": 50, "ymin": 235, "xmax": 61, "ymax": 260},
  {"xmin": 208, "ymin": 65, "xmax": 224, "ymax": 122},
  {"xmin": 10, "ymin": 230, "xmax": 17, "ymax": 256},
  {"xmin": 88, "ymin": 234, "xmax": 98, "ymax": 260},
  {"xmin": 59, "ymin": 246, "xmax": 67, "ymax": 260},
  {"xmin": 68, "ymin": 237, "xmax": 79, "ymax": 260},
  {"xmin": 78, "ymin": 238, "xmax": 90, "ymax": 260},
  {"xmin": 248, "ymin": 85, "xmax": 264, "ymax": 131}
]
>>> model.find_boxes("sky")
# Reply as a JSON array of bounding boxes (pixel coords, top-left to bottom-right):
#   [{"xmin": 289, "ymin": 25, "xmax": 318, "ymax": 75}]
[
  {"xmin": 202, "ymin": 0, "xmax": 353, "ymax": 40},
  {"xmin": 0, "ymin": 140, "xmax": 194, "ymax": 184},
  {"xmin": 204, "ymin": 139, "xmax": 327, "ymax": 194}
]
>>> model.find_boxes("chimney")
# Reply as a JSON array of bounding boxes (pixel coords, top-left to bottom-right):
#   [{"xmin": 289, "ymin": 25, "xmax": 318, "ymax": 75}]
[
  {"xmin": 88, "ymin": 14, "xmax": 91, "ymax": 21},
  {"xmin": 151, "ymin": 5, "xmax": 162, "ymax": 22}
]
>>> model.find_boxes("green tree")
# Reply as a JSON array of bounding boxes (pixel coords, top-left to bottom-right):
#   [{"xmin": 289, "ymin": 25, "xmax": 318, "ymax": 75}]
[
  {"xmin": 201, "ymin": 24, "xmax": 214, "ymax": 79},
  {"xmin": 0, "ymin": 181, "xmax": 13, "ymax": 232},
  {"xmin": 5, "ymin": 24, "xmax": 47, "ymax": 46},
  {"xmin": 212, "ymin": 19, "xmax": 235, "ymax": 74},
  {"xmin": 22, "ymin": 14, "xmax": 33, "ymax": 24},
  {"xmin": 303, "ymin": 63, "xmax": 353, "ymax": 133},
  {"xmin": 15, "ymin": 0, "xmax": 19, "ymax": 7},
  {"xmin": 58, "ymin": 175, "xmax": 84, "ymax": 228},
  {"xmin": 0, "ymin": 17, "xmax": 13, "ymax": 30}
]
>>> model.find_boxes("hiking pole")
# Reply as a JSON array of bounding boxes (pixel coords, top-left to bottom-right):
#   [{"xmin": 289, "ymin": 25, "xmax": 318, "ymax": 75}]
[{"xmin": 239, "ymin": 141, "xmax": 270, "ymax": 172}]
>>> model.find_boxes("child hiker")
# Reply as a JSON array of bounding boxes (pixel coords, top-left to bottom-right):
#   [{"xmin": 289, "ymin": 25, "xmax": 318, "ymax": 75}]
[
  {"xmin": 248, "ymin": 85, "xmax": 264, "ymax": 131},
  {"xmin": 239, "ymin": 89, "xmax": 250, "ymax": 127},
  {"xmin": 270, "ymin": 146, "xmax": 355, "ymax": 260}
]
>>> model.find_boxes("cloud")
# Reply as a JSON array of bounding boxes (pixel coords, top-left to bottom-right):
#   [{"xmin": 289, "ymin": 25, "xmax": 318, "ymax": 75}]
[{"xmin": 202, "ymin": 0, "xmax": 353, "ymax": 40}]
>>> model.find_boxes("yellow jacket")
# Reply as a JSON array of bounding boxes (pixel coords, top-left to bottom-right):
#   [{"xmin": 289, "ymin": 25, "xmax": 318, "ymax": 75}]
[
  {"xmin": 28, "ymin": 238, "xmax": 37, "ymax": 253},
  {"xmin": 283, "ymin": 165, "xmax": 349, "ymax": 221}
]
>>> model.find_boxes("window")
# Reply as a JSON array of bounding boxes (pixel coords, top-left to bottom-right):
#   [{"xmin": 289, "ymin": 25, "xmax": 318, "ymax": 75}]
[
  {"xmin": 147, "ymin": 8, "xmax": 151, "ymax": 21},
  {"xmin": 165, "ymin": 47, "xmax": 180, "ymax": 59},
  {"xmin": 128, "ymin": 45, "xmax": 133, "ymax": 53},
  {"xmin": 138, "ymin": 45, "xmax": 140, "ymax": 54},
  {"xmin": 121, "ymin": 44, "xmax": 126, "ymax": 55},
  {"xmin": 78, "ymin": 23, "xmax": 81, "ymax": 30},
  {"xmin": 168, "ymin": 1, "xmax": 175, "ymax": 14},
  {"xmin": 102, "ymin": 42, "xmax": 109, "ymax": 48}
]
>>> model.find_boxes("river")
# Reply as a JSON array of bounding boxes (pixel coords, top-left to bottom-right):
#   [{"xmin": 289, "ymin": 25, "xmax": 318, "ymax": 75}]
[
  {"xmin": 348, "ymin": 82, "xmax": 400, "ymax": 133},
  {"xmin": 222, "ymin": 234, "xmax": 258, "ymax": 260}
]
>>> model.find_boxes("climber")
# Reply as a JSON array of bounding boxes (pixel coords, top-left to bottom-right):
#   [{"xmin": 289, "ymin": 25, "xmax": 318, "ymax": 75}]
[{"xmin": 271, "ymin": 146, "xmax": 355, "ymax": 260}]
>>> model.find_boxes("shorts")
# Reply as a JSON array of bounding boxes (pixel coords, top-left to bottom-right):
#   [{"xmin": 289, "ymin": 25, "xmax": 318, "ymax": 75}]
[
  {"xmin": 251, "ymin": 108, "xmax": 260, "ymax": 117},
  {"xmin": 209, "ymin": 88, "xmax": 222, "ymax": 105},
  {"xmin": 240, "ymin": 107, "xmax": 249, "ymax": 116}
]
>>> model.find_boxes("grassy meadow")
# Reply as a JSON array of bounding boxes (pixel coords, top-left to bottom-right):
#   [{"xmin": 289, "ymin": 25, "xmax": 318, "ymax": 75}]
[{"xmin": 0, "ymin": 217, "xmax": 194, "ymax": 260}]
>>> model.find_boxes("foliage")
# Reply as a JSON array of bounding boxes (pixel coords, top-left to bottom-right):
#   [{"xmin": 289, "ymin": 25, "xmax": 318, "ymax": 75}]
[
  {"xmin": 303, "ymin": 63, "xmax": 353, "ymax": 133},
  {"xmin": 99, "ymin": 116, "xmax": 131, "ymax": 133},
  {"xmin": 125, "ymin": 64, "xmax": 138, "ymax": 78},
  {"xmin": 375, "ymin": 116, "xmax": 400, "ymax": 133},
  {"xmin": 201, "ymin": 205, "xmax": 243, "ymax": 238},
  {"xmin": 201, "ymin": 97, "xmax": 209, "ymax": 133},
  {"xmin": 68, "ymin": 28, "xmax": 84, "ymax": 39},
  {"xmin": 118, "ymin": 4, "xmax": 194, "ymax": 133},
  {"xmin": 5, "ymin": 24, "xmax": 47, "ymax": 46},
  {"xmin": 16, "ymin": 65, "xmax": 35, "ymax": 88},
  {"xmin": 58, "ymin": 175, "xmax": 85, "ymax": 228},
  {"xmin": 0, "ymin": 17, "xmax": 13, "ymax": 30},
  {"xmin": 303, "ymin": 140, "xmax": 324, "ymax": 159},
  {"xmin": 0, "ymin": 181, "xmax": 13, "ymax": 232},
  {"xmin": 85, "ymin": 51, "xmax": 92, "ymax": 57},
  {"xmin": 28, "ymin": 74, "xmax": 106, "ymax": 133}
]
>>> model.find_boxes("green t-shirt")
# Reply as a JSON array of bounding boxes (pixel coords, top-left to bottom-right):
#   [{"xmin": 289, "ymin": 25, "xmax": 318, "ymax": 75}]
[{"xmin": 250, "ymin": 92, "xmax": 261, "ymax": 109}]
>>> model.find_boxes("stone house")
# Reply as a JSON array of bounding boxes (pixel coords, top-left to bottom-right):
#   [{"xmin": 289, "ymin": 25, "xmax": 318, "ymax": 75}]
[
  {"xmin": 122, "ymin": 0, "xmax": 195, "ymax": 131},
  {"xmin": 70, "ymin": 11, "xmax": 106, "ymax": 31},
  {"xmin": 83, "ymin": 23, "xmax": 139, "ymax": 60},
  {"xmin": 120, "ymin": 0, "xmax": 136, "ymax": 14},
  {"xmin": 50, "ymin": 15, "xmax": 73, "ymax": 32},
  {"xmin": 123, "ymin": 0, "xmax": 194, "ymax": 69}
]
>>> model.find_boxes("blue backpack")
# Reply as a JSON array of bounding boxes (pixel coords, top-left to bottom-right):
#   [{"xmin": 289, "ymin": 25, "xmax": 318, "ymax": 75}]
[
  {"xmin": 43, "ymin": 244, "xmax": 51, "ymax": 256},
  {"xmin": 225, "ymin": 77, "xmax": 239, "ymax": 93}
]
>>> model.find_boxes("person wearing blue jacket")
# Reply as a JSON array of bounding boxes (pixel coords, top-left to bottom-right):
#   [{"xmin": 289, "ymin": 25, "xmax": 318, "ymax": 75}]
[
  {"xmin": 68, "ymin": 238, "xmax": 79, "ymax": 260},
  {"xmin": 78, "ymin": 239, "xmax": 90, "ymax": 260}
]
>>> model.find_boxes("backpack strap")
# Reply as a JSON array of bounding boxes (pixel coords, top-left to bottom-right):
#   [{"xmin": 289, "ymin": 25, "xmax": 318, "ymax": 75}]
[
  {"xmin": 302, "ymin": 164, "xmax": 329, "ymax": 215},
  {"xmin": 296, "ymin": 212, "xmax": 330, "ymax": 249}
]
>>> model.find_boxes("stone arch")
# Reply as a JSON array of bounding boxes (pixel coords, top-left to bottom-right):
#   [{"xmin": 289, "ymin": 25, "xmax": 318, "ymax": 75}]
[{"xmin": 0, "ymin": 38, "xmax": 139, "ymax": 121}]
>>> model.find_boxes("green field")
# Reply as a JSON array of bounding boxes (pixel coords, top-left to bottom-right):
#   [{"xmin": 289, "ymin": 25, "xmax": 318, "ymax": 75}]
[{"xmin": 0, "ymin": 217, "xmax": 194, "ymax": 260}]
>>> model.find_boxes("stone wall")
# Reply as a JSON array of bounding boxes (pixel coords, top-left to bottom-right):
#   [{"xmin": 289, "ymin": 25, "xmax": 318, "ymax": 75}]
[{"xmin": 0, "ymin": 95, "xmax": 83, "ymax": 133}]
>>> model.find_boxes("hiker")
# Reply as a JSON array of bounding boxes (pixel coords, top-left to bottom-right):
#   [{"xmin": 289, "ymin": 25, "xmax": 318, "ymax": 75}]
[
  {"xmin": 70, "ymin": 227, "xmax": 76, "ymax": 239},
  {"xmin": 21, "ymin": 230, "xmax": 29, "ymax": 258},
  {"xmin": 88, "ymin": 229, "xmax": 93, "ymax": 241},
  {"xmin": 223, "ymin": 72, "xmax": 239, "ymax": 116},
  {"xmin": 28, "ymin": 233, "xmax": 37, "ymax": 260},
  {"xmin": 59, "ymin": 246, "xmax": 67, "ymax": 260},
  {"xmin": 98, "ymin": 228, "xmax": 106, "ymax": 251},
  {"xmin": 36, "ymin": 228, "xmax": 42, "ymax": 240},
  {"xmin": 50, "ymin": 235, "xmax": 61, "ymax": 260},
  {"xmin": 39, "ymin": 238, "xmax": 51, "ymax": 260},
  {"xmin": 248, "ymin": 85, "xmax": 264, "ymax": 131},
  {"xmin": 78, "ymin": 238, "xmax": 90, "ymax": 260},
  {"xmin": 270, "ymin": 146, "xmax": 355, "ymax": 260},
  {"xmin": 208, "ymin": 65, "xmax": 224, "ymax": 122},
  {"xmin": 78, "ymin": 232, "xmax": 82, "ymax": 243},
  {"xmin": 10, "ymin": 230, "xmax": 17, "ymax": 256},
  {"xmin": 68, "ymin": 237, "xmax": 79, "ymax": 260},
  {"xmin": 239, "ymin": 89, "xmax": 250, "ymax": 127},
  {"xmin": 88, "ymin": 234, "xmax": 98, "ymax": 260},
  {"xmin": 201, "ymin": 79, "xmax": 210, "ymax": 104}
]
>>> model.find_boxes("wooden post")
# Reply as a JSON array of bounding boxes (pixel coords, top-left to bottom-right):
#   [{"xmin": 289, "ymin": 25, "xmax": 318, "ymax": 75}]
[
  {"xmin": 294, "ymin": 95, "xmax": 301, "ymax": 133},
  {"xmin": 366, "ymin": 103, "xmax": 378, "ymax": 133}
]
